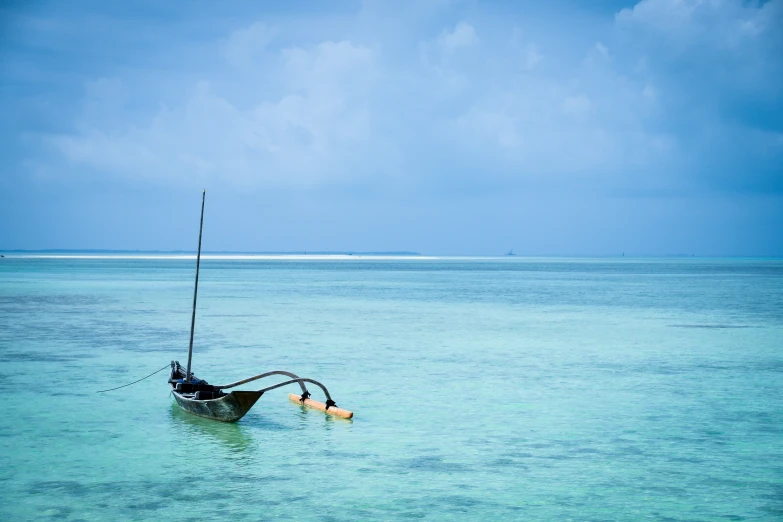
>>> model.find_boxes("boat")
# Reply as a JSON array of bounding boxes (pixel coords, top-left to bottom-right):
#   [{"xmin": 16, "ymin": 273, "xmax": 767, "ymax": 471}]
[
  {"xmin": 169, "ymin": 190, "xmax": 352, "ymax": 422},
  {"xmin": 505, "ymin": 249, "xmax": 516, "ymax": 256}
]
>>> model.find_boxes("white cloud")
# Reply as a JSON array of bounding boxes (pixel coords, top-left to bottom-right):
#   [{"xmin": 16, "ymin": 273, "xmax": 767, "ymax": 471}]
[
  {"xmin": 224, "ymin": 22, "xmax": 276, "ymax": 68},
  {"xmin": 615, "ymin": 0, "xmax": 781, "ymax": 49},
  {"xmin": 48, "ymin": 35, "xmax": 378, "ymax": 187},
  {"xmin": 32, "ymin": 1, "xmax": 783, "ymax": 196},
  {"xmin": 282, "ymin": 40, "xmax": 373, "ymax": 91},
  {"xmin": 522, "ymin": 43, "xmax": 542, "ymax": 70},
  {"xmin": 438, "ymin": 21, "xmax": 478, "ymax": 54},
  {"xmin": 561, "ymin": 94, "xmax": 591, "ymax": 118},
  {"xmin": 616, "ymin": 0, "xmax": 700, "ymax": 32},
  {"xmin": 583, "ymin": 42, "xmax": 610, "ymax": 67},
  {"xmin": 455, "ymin": 105, "xmax": 521, "ymax": 150}
]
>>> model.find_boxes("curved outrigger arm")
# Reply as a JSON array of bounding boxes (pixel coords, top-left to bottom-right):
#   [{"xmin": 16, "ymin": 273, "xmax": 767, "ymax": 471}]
[
  {"xmin": 215, "ymin": 370, "xmax": 309, "ymax": 395},
  {"xmin": 255, "ymin": 377, "xmax": 333, "ymax": 403},
  {"xmin": 215, "ymin": 372, "xmax": 353, "ymax": 419}
]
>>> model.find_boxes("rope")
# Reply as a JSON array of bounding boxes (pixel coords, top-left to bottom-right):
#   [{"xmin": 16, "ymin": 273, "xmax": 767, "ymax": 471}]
[{"xmin": 96, "ymin": 364, "xmax": 170, "ymax": 393}]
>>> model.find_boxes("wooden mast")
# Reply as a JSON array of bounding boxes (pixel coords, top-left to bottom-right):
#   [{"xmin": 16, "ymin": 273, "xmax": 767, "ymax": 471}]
[{"xmin": 185, "ymin": 190, "xmax": 206, "ymax": 383}]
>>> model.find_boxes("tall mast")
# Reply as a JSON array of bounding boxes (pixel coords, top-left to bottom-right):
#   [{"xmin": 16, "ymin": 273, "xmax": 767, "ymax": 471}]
[{"xmin": 185, "ymin": 190, "xmax": 206, "ymax": 383}]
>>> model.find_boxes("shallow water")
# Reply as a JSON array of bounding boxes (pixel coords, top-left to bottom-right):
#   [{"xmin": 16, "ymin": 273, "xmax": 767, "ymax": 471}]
[{"xmin": 0, "ymin": 257, "xmax": 781, "ymax": 520}]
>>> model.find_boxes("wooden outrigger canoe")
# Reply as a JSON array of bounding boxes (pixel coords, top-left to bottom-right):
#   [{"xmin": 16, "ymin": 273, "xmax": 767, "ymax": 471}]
[
  {"xmin": 168, "ymin": 191, "xmax": 352, "ymax": 422},
  {"xmin": 169, "ymin": 361, "xmax": 352, "ymax": 422}
]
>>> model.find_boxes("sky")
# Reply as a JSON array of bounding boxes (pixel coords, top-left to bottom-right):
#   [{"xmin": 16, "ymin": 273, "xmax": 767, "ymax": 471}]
[{"xmin": 1, "ymin": 0, "xmax": 781, "ymax": 255}]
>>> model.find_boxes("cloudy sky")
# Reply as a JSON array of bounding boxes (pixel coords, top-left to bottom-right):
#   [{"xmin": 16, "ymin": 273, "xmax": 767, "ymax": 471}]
[{"xmin": 1, "ymin": 0, "xmax": 781, "ymax": 255}]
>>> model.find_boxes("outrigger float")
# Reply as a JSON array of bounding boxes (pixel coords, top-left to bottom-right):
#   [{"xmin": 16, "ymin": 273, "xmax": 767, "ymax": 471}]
[{"xmin": 169, "ymin": 191, "xmax": 352, "ymax": 422}]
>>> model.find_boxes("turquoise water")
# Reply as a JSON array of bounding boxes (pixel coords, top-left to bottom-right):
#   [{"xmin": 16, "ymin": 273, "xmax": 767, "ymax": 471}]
[{"xmin": 0, "ymin": 257, "xmax": 781, "ymax": 520}]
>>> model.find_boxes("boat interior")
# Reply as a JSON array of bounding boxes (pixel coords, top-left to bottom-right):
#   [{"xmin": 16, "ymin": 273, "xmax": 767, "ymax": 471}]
[{"xmin": 169, "ymin": 363, "xmax": 225, "ymax": 400}]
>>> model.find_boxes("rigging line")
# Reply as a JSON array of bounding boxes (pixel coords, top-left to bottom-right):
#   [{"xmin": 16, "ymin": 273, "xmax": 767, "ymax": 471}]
[{"xmin": 96, "ymin": 364, "xmax": 170, "ymax": 393}]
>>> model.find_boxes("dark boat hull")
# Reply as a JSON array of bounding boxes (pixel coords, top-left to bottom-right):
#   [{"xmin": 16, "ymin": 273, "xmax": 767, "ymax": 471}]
[
  {"xmin": 172, "ymin": 390, "xmax": 262, "ymax": 422},
  {"xmin": 169, "ymin": 361, "xmax": 262, "ymax": 422}
]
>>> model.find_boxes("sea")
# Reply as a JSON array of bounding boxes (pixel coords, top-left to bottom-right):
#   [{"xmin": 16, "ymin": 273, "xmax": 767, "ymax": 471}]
[{"xmin": 0, "ymin": 255, "xmax": 781, "ymax": 521}]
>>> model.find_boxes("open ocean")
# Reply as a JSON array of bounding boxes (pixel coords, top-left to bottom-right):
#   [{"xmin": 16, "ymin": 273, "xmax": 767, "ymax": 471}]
[{"xmin": 0, "ymin": 256, "xmax": 781, "ymax": 521}]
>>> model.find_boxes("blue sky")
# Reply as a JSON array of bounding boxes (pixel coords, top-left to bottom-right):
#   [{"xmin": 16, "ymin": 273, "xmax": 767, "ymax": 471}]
[{"xmin": 1, "ymin": 0, "xmax": 781, "ymax": 255}]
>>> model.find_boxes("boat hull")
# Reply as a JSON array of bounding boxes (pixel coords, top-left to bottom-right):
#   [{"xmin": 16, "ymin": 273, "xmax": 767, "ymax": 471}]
[{"xmin": 172, "ymin": 390, "xmax": 263, "ymax": 422}]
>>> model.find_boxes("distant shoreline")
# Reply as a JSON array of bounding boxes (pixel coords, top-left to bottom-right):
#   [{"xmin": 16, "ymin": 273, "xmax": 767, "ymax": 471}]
[
  {"xmin": 0, "ymin": 249, "xmax": 422, "ymax": 256},
  {"xmin": 3, "ymin": 254, "xmax": 435, "ymax": 260},
  {"xmin": 1, "ymin": 252, "xmax": 780, "ymax": 261}
]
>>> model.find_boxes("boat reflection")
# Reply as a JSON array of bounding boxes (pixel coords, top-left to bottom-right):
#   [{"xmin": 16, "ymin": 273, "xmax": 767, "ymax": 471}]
[{"xmin": 169, "ymin": 403, "xmax": 255, "ymax": 452}]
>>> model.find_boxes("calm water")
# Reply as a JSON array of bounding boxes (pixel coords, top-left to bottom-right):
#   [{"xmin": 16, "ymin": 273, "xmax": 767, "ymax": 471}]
[{"xmin": 0, "ymin": 257, "xmax": 781, "ymax": 521}]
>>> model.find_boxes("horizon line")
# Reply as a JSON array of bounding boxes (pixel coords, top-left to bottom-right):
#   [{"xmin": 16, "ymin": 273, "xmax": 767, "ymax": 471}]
[{"xmin": 0, "ymin": 249, "xmax": 781, "ymax": 259}]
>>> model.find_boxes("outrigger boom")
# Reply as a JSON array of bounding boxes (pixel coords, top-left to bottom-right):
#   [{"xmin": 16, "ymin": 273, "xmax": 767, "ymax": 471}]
[{"xmin": 169, "ymin": 190, "xmax": 353, "ymax": 422}]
